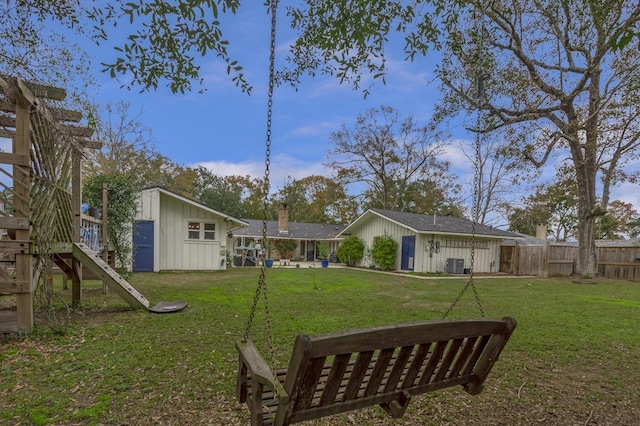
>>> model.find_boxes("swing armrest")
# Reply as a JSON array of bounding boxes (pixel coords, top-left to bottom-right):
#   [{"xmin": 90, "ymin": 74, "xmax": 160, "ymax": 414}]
[{"xmin": 236, "ymin": 340, "xmax": 289, "ymax": 404}]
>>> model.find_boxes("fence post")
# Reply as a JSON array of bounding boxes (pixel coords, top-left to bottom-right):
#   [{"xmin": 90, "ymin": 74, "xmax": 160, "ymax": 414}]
[
  {"xmin": 101, "ymin": 183, "xmax": 109, "ymax": 295},
  {"xmin": 540, "ymin": 242, "xmax": 550, "ymax": 278}
]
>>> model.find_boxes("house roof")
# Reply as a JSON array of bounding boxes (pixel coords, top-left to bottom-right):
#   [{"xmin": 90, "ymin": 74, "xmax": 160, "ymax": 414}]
[
  {"xmin": 233, "ymin": 218, "xmax": 346, "ymax": 240},
  {"xmin": 340, "ymin": 208, "xmax": 522, "ymax": 239},
  {"xmin": 141, "ymin": 187, "xmax": 248, "ymax": 230}
]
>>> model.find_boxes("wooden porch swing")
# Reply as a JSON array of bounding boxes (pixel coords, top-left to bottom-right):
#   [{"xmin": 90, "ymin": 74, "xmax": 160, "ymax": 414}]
[{"xmin": 236, "ymin": 2, "xmax": 516, "ymax": 425}]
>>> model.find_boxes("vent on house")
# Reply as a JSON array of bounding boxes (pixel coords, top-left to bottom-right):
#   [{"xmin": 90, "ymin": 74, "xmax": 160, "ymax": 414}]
[{"xmin": 445, "ymin": 258, "xmax": 465, "ymax": 274}]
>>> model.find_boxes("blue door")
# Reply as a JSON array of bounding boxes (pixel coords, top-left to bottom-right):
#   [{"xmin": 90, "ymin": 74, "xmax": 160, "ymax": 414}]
[
  {"xmin": 133, "ymin": 221, "xmax": 154, "ymax": 272},
  {"xmin": 401, "ymin": 236, "xmax": 416, "ymax": 271}
]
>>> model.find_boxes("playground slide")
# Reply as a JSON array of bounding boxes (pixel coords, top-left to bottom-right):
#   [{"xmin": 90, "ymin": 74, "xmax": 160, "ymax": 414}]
[{"xmin": 72, "ymin": 243, "xmax": 150, "ymax": 310}]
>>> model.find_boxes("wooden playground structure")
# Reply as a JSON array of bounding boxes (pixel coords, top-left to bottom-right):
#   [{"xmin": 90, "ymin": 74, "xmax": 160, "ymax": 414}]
[{"xmin": 0, "ymin": 75, "xmax": 148, "ymax": 336}]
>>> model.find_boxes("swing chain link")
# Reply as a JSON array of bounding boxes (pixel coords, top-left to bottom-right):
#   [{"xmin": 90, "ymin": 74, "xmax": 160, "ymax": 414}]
[
  {"xmin": 443, "ymin": 6, "xmax": 486, "ymax": 319},
  {"xmin": 243, "ymin": 0, "xmax": 279, "ymax": 352}
]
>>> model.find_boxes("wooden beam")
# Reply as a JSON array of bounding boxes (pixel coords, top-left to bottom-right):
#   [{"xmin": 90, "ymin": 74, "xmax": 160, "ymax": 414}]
[
  {"xmin": 52, "ymin": 254, "xmax": 73, "ymax": 277},
  {"xmin": 16, "ymin": 77, "xmax": 67, "ymax": 101},
  {"xmin": 13, "ymin": 100, "xmax": 32, "ymax": 334},
  {"xmin": 0, "ymin": 152, "xmax": 29, "ymax": 166},
  {"xmin": 0, "ymin": 240, "xmax": 31, "ymax": 253},
  {"xmin": 0, "ymin": 98, "xmax": 14, "ymax": 113},
  {"xmin": 72, "ymin": 150, "xmax": 82, "ymax": 307},
  {"xmin": 0, "ymin": 114, "xmax": 15, "ymax": 128},
  {"xmin": 597, "ymin": 261, "xmax": 640, "ymax": 266},
  {"xmin": 75, "ymin": 139, "xmax": 103, "ymax": 149},
  {"xmin": 49, "ymin": 242, "xmax": 74, "ymax": 254},
  {"xmin": 0, "ymin": 280, "xmax": 31, "ymax": 293},
  {"xmin": 0, "ymin": 98, "xmax": 81, "ymax": 121},
  {"xmin": 66, "ymin": 125, "xmax": 93, "ymax": 138},
  {"xmin": 0, "ymin": 115, "xmax": 93, "ymax": 138},
  {"xmin": 0, "ymin": 217, "xmax": 29, "ymax": 230},
  {"xmin": 0, "ymin": 128, "xmax": 15, "ymax": 139}
]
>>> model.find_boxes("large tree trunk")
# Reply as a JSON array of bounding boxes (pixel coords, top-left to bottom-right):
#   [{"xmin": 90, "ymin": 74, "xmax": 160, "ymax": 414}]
[
  {"xmin": 575, "ymin": 205, "xmax": 598, "ymax": 276},
  {"xmin": 573, "ymin": 141, "xmax": 599, "ymax": 276},
  {"xmin": 572, "ymin": 65, "xmax": 602, "ymax": 277}
]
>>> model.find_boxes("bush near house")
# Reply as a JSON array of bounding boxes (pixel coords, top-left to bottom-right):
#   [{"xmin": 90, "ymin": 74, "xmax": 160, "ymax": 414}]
[
  {"xmin": 272, "ymin": 239, "xmax": 298, "ymax": 259},
  {"xmin": 336, "ymin": 236, "xmax": 365, "ymax": 266},
  {"xmin": 371, "ymin": 234, "xmax": 398, "ymax": 271}
]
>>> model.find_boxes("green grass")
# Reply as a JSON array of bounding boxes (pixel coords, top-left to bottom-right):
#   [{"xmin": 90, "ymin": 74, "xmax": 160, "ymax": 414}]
[{"xmin": 1, "ymin": 268, "xmax": 639, "ymax": 425}]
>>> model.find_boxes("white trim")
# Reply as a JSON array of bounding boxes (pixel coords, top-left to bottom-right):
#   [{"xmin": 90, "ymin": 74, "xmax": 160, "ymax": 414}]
[
  {"xmin": 141, "ymin": 187, "xmax": 247, "ymax": 229},
  {"xmin": 185, "ymin": 218, "xmax": 218, "ymax": 242}
]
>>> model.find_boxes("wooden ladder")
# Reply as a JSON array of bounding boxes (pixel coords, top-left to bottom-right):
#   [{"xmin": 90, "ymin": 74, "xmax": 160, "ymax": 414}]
[{"xmin": 72, "ymin": 243, "xmax": 149, "ymax": 310}]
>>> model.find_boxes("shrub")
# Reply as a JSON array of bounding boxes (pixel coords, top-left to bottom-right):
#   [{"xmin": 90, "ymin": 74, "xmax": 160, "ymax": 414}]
[
  {"xmin": 272, "ymin": 238, "xmax": 298, "ymax": 259},
  {"xmin": 336, "ymin": 236, "xmax": 365, "ymax": 267},
  {"xmin": 318, "ymin": 243, "xmax": 329, "ymax": 259},
  {"xmin": 83, "ymin": 174, "xmax": 139, "ymax": 273},
  {"xmin": 370, "ymin": 234, "xmax": 398, "ymax": 271}
]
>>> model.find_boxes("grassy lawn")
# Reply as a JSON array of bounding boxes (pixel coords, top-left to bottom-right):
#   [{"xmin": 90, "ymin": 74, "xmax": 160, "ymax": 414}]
[{"xmin": 1, "ymin": 267, "xmax": 639, "ymax": 425}]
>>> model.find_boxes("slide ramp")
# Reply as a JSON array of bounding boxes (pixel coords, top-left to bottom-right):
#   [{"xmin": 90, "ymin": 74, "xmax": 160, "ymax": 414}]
[{"xmin": 72, "ymin": 243, "xmax": 150, "ymax": 310}]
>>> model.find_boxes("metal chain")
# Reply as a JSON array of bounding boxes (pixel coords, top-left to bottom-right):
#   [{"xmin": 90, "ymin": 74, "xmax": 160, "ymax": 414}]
[
  {"xmin": 243, "ymin": 0, "xmax": 278, "ymax": 350},
  {"xmin": 443, "ymin": 6, "xmax": 486, "ymax": 319},
  {"xmin": 468, "ymin": 112, "xmax": 486, "ymax": 318},
  {"xmin": 442, "ymin": 109, "xmax": 485, "ymax": 319}
]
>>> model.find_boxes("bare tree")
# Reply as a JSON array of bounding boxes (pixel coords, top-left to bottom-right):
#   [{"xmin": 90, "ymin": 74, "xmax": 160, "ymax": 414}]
[
  {"xmin": 327, "ymin": 106, "xmax": 455, "ymax": 213},
  {"xmin": 84, "ymin": 101, "xmax": 195, "ymax": 196},
  {"xmin": 459, "ymin": 131, "xmax": 529, "ymax": 225}
]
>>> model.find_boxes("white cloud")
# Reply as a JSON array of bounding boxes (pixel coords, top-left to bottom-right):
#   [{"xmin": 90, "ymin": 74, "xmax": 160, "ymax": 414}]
[
  {"xmin": 289, "ymin": 121, "xmax": 340, "ymax": 137},
  {"xmin": 384, "ymin": 57, "xmax": 433, "ymax": 92},
  {"xmin": 610, "ymin": 182, "xmax": 640, "ymax": 212},
  {"xmin": 194, "ymin": 154, "xmax": 330, "ymax": 192},
  {"xmin": 440, "ymin": 139, "xmax": 473, "ymax": 169}
]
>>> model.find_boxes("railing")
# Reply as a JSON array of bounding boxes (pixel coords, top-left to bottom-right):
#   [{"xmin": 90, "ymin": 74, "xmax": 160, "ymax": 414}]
[{"xmin": 80, "ymin": 214, "xmax": 104, "ymax": 253}]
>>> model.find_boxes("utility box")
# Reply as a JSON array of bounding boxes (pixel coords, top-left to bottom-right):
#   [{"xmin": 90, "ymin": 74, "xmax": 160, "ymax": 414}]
[{"xmin": 445, "ymin": 258, "xmax": 465, "ymax": 274}]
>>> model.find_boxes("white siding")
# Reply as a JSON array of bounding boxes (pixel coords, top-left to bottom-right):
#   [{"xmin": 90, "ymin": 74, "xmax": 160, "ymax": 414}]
[
  {"xmin": 137, "ymin": 188, "xmax": 231, "ymax": 271},
  {"xmin": 419, "ymin": 235, "xmax": 501, "ymax": 273},
  {"xmin": 159, "ymin": 193, "xmax": 222, "ymax": 270},
  {"xmin": 350, "ymin": 214, "xmax": 503, "ymax": 273},
  {"xmin": 349, "ymin": 215, "xmax": 412, "ymax": 269}
]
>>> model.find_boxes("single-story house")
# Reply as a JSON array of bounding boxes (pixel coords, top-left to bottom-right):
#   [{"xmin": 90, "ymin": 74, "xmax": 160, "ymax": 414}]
[
  {"xmin": 338, "ymin": 208, "xmax": 522, "ymax": 273},
  {"xmin": 231, "ymin": 203, "xmax": 346, "ymax": 266},
  {"xmin": 134, "ymin": 187, "xmax": 247, "ymax": 272}
]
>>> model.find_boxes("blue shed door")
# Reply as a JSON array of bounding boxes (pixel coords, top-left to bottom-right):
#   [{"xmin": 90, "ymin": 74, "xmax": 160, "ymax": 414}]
[
  {"xmin": 133, "ymin": 220, "xmax": 154, "ymax": 272},
  {"xmin": 401, "ymin": 236, "xmax": 416, "ymax": 271}
]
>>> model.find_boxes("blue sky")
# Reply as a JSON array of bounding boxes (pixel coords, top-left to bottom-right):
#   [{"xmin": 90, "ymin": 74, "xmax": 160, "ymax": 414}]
[
  {"xmin": 5, "ymin": 2, "xmax": 638, "ymax": 225},
  {"xmin": 85, "ymin": 4, "xmax": 469, "ymax": 190}
]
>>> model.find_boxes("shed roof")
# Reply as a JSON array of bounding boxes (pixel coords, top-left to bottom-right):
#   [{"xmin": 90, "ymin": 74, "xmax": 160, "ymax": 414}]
[
  {"xmin": 340, "ymin": 208, "xmax": 522, "ymax": 239},
  {"xmin": 140, "ymin": 187, "xmax": 247, "ymax": 230},
  {"xmin": 233, "ymin": 219, "xmax": 346, "ymax": 240}
]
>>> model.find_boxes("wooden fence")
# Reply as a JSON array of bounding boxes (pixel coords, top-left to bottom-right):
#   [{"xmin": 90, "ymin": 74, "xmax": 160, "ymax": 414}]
[{"xmin": 500, "ymin": 243, "xmax": 640, "ymax": 280}]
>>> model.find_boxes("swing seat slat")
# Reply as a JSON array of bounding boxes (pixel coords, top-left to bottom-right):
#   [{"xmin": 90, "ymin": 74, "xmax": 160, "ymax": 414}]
[{"xmin": 237, "ymin": 317, "xmax": 516, "ymax": 426}]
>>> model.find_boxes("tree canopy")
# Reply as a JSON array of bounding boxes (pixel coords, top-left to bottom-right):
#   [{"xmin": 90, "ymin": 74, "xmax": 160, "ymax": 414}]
[
  {"xmin": 327, "ymin": 105, "xmax": 461, "ymax": 215},
  {"xmin": 83, "ymin": 101, "xmax": 196, "ymax": 197}
]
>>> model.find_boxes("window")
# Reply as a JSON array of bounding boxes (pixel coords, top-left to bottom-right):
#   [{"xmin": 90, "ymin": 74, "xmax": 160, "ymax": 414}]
[
  {"xmin": 187, "ymin": 221, "xmax": 216, "ymax": 241},
  {"xmin": 204, "ymin": 223, "xmax": 215, "ymax": 240},
  {"xmin": 441, "ymin": 238, "xmax": 489, "ymax": 249},
  {"xmin": 188, "ymin": 222, "xmax": 200, "ymax": 240}
]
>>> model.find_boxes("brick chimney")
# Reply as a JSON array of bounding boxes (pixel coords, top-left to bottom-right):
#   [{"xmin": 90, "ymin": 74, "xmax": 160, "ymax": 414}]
[{"xmin": 278, "ymin": 202, "xmax": 289, "ymax": 235}]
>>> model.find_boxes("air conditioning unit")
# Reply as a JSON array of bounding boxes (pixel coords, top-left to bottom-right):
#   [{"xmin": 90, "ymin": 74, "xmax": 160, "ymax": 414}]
[{"xmin": 445, "ymin": 258, "xmax": 465, "ymax": 274}]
